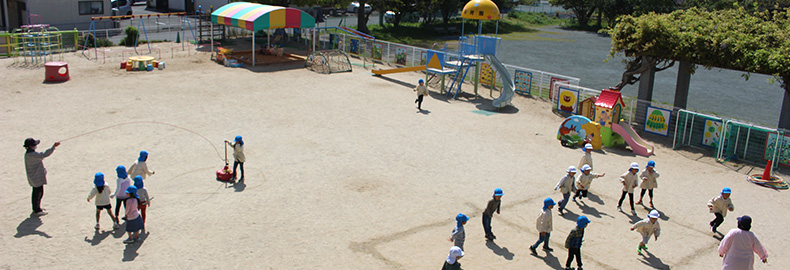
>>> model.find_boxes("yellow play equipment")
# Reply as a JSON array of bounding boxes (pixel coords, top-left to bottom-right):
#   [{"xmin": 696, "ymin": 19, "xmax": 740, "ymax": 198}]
[{"xmin": 372, "ymin": 50, "xmax": 444, "ymax": 76}]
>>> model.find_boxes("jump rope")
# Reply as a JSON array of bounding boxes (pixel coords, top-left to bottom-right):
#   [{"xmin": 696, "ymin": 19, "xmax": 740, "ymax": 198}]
[{"xmin": 58, "ymin": 120, "xmax": 226, "ymax": 163}]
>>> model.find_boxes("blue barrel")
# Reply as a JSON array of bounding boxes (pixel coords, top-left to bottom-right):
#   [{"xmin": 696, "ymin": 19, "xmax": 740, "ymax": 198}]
[{"xmin": 147, "ymin": 64, "xmax": 154, "ymax": 71}]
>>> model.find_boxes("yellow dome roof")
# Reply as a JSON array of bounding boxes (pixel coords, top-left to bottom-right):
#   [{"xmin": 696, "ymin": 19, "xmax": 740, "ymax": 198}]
[{"xmin": 461, "ymin": 0, "xmax": 501, "ymax": 20}]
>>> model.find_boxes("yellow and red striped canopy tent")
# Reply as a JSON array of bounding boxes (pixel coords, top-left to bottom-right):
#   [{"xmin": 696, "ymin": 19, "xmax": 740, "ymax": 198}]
[{"xmin": 211, "ymin": 2, "xmax": 315, "ymax": 30}]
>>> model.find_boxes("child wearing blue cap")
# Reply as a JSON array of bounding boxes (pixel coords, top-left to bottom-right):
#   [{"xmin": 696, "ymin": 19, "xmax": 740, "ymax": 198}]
[
  {"xmin": 413, "ymin": 79, "xmax": 428, "ymax": 110},
  {"xmin": 449, "ymin": 213, "xmax": 468, "ymax": 250},
  {"xmin": 225, "ymin": 136, "xmax": 245, "ymax": 181},
  {"xmin": 636, "ymin": 160, "xmax": 659, "ymax": 208},
  {"xmin": 123, "ymin": 186, "xmax": 144, "ymax": 244},
  {"xmin": 565, "ymin": 216, "xmax": 590, "ymax": 270},
  {"xmin": 112, "ymin": 165, "xmax": 131, "ymax": 219},
  {"xmin": 482, "ymin": 188, "xmax": 503, "ymax": 241},
  {"xmin": 555, "ymin": 166, "xmax": 577, "ymax": 215},
  {"xmin": 128, "ymin": 150, "xmax": 155, "ymax": 180},
  {"xmin": 87, "ymin": 172, "xmax": 120, "ymax": 230},
  {"xmin": 530, "ymin": 198, "xmax": 555, "ymax": 255},
  {"xmin": 133, "ymin": 176, "xmax": 151, "ymax": 224},
  {"xmin": 708, "ymin": 187, "xmax": 735, "ymax": 233}
]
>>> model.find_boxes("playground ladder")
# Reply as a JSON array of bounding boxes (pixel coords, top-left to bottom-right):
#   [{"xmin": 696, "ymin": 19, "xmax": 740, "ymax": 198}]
[{"xmin": 447, "ymin": 57, "xmax": 473, "ymax": 99}]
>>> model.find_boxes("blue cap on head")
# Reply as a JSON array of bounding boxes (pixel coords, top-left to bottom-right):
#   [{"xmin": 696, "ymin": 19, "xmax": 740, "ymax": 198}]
[
  {"xmin": 419, "ymin": 79, "xmax": 424, "ymax": 84},
  {"xmin": 133, "ymin": 175, "xmax": 144, "ymax": 189},
  {"xmin": 94, "ymin": 172, "xmax": 105, "ymax": 187},
  {"xmin": 494, "ymin": 188, "xmax": 503, "ymax": 196},
  {"xmin": 722, "ymin": 187, "xmax": 732, "ymax": 194},
  {"xmin": 577, "ymin": 216, "xmax": 590, "ymax": 228},
  {"xmin": 646, "ymin": 160, "xmax": 655, "ymax": 168},
  {"xmin": 235, "ymin": 135, "xmax": 243, "ymax": 144},
  {"xmin": 138, "ymin": 150, "xmax": 149, "ymax": 162},
  {"xmin": 543, "ymin": 197, "xmax": 556, "ymax": 210},
  {"xmin": 455, "ymin": 213, "xmax": 469, "ymax": 227},
  {"xmin": 116, "ymin": 165, "xmax": 128, "ymax": 179},
  {"xmin": 125, "ymin": 185, "xmax": 138, "ymax": 197}
]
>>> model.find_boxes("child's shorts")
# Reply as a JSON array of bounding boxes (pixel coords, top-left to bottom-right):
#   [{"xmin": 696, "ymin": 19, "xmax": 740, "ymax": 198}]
[
  {"xmin": 96, "ymin": 204, "xmax": 112, "ymax": 210},
  {"xmin": 642, "ymin": 235, "xmax": 651, "ymax": 244}
]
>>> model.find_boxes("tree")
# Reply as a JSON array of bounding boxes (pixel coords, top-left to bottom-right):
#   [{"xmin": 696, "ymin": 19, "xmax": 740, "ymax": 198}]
[
  {"xmin": 608, "ymin": 7, "xmax": 790, "ymax": 128},
  {"xmin": 549, "ymin": 0, "xmax": 597, "ymax": 26},
  {"xmin": 438, "ymin": 0, "xmax": 463, "ymax": 25}
]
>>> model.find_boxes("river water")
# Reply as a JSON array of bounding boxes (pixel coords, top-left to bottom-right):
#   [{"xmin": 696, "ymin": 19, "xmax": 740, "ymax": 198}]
[{"xmin": 496, "ymin": 25, "xmax": 784, "ymax": 127}]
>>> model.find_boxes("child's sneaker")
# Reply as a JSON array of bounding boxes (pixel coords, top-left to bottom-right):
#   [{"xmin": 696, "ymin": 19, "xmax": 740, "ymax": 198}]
[
  {"xmin": 543, "ymin": 247, "xmax": 554, "ymax": 252},
  {"xmin": 94, "ymin": 223, "xmax": 100, "ymax": 230},
  {"xmin": 617, "ymin": 206, "xmax": 623, "ymax": 212},
  {"xmin": 636, "ymin": 200, "xmax": 643, "ymax": 205},
  {"xmin": 637, "ymin": 247, "xmax": 642, "ymax": 255},
  {"xmin": 123, "ymin": 238, "xmax": 135, "ymax": 244},
  {"xmin": 113, "ymin": 222, "xmax": 120, "ymax": 230},
  {"xmin": 529, "ymin": 246, "xmax": 537, "ymax": 255}
]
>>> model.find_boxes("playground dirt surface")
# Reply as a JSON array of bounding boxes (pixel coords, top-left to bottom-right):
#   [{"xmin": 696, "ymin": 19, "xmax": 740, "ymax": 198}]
[{"xmin": 0, "ymin": 47, "xmax": 785, "ymax": 269}]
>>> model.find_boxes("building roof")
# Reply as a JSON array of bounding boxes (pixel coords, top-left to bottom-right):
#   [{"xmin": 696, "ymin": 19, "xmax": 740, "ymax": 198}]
[
  {"xmin": 211, "ymin": 2, "xmax": 315, "ymax": 31},
  {"xmin": 595, "ymin": 89, "xmax": 625, "ymax": 109}
]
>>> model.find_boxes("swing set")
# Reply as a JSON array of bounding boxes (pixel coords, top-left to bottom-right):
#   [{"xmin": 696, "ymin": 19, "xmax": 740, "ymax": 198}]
[{"xmin": 81, "ymin": 12, "xmax": 197, "ymax": 60}]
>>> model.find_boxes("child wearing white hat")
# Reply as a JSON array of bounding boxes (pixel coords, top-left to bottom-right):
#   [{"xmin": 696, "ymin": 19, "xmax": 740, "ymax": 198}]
[
  {"xmin": 554, "ymin": 166, "xmax": 577, "ymax": 215},
  {"xmin": 442, "ymin": 246, "xmax": 464, "ymax": 270},
  {"xmin": 636, "ymin": 160, "xmax": 659, "ymax": 208},
  {"xmin": 631, "ymin": 210, "xmax": 661, "ymax": 254},
  {"xmin": 573, "ymin": 164, "xmax": 605, "ymax": 201},
  {"xmin": 578, "ymin": 143, "xmax": 594, "ymax": 170},
  {"xmin": 617, "ymin": 162, "xmax": 640, "ymax": 214}
]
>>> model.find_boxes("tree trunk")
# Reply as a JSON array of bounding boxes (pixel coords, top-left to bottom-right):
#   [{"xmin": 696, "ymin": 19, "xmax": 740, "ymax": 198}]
[
  {"xmin": 357, "ymin": 0, "xmax": 370, "ymax": 34},
  {"xmin": 779, "ymin": 75, "xmax": 790, "ymax": 129}
]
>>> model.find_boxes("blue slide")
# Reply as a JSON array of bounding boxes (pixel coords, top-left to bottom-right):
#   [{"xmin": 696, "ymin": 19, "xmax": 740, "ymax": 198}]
[{"xmin": 487, "ymin": 55, "xmax": 515, "ymax": 108}]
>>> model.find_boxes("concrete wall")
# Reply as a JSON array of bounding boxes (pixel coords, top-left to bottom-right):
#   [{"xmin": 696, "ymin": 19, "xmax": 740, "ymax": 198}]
[{"xmin": 26, "ymin": 0, "xmax": 114, "ymax": 30}]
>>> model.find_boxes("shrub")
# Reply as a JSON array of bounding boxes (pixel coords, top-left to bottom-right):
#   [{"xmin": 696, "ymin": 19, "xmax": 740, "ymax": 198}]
[
  {"xmin": 119, "ymin": 26, "xmax": 139, "ymax": 46},
  {"xmin": 79, "ymin": 33, "xmax": 113, "ymax": 47}
]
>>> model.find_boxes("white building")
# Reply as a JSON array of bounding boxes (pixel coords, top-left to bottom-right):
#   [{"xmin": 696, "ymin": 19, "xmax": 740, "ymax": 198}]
[
  {"xmin": 2, "ymin": 0, "xmax": 116, "ymax": 31},
  {"xmin": 148, "ymin": 0, "xmax": 229, "ymax": 13}
]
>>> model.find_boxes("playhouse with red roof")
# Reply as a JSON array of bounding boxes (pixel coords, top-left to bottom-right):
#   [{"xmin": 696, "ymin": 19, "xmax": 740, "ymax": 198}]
[{"xmin": 594, "ymin": 89, "xmax": 625, "ymax": 128}]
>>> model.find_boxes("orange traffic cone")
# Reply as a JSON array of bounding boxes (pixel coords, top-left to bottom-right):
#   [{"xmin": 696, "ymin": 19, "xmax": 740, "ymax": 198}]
[{"xmin": 762, "ymin": 160, "xmax": 773, "ymax": 181}]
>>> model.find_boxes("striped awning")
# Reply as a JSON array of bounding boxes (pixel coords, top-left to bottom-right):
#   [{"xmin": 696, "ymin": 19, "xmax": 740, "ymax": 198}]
[{"xmin": 211, "ymin": 2, "xmax": 315, "ymax": 31}]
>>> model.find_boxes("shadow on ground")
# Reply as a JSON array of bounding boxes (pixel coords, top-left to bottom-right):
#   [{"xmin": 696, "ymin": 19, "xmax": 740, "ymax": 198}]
[
  {"xmin": 15, "ymin": 215, "xmax": 50, "ymax": 238},
  {"xmin": 486, "ymin": 240, "xmax": 515, "ymax": 260}
]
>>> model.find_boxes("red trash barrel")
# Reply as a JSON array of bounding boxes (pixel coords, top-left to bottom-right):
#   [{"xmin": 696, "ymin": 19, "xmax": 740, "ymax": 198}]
[{"xmin": 44, "ymin": 62, "xmax": 69, "ymax": 82}]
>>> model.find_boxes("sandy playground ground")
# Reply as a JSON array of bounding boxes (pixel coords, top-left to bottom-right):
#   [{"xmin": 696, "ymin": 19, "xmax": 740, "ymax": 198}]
[{"xmin": 0, "ymin": 45, "xmax": 787, "ymax": 269}]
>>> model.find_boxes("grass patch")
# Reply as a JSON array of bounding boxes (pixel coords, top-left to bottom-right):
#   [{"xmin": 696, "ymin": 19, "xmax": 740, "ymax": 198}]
[
  {"xmin": 358, "ymin": 12, "xmax": 566, "ymax": 46},
  {"xmin": 560, "ymin": 20, "xmax": 613, "ymax": 35}
]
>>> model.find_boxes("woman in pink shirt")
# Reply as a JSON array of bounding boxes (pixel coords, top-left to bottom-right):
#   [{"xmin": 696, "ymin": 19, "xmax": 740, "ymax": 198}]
[
  {"xmin": 122, "ymin": 186, "xmax": 144, "ymax": 244},
  {"xmin": 718, "ymin": 215, "xmax": 768, "ymax": 270}
]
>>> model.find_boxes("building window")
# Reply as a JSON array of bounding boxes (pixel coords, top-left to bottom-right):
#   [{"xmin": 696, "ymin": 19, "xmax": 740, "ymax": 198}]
[{"xmin": 79, "ymin": 1, "xmax": 104, "ymax": 15}]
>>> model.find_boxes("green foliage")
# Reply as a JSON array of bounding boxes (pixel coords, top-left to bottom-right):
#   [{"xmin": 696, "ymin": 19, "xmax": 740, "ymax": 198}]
[
  {"xmin": 608, "ymin": 7, "xmax": 790, "ymax": 77},
  {"xmin": 79, "ymin": 33, "xmax": 113, "ymax": 48},
  {"xmin": 680, "ymin": 0, "xmax": 790, "ymax": 11},
  {"xmin": 118, "ymin": 26, "xmax": 139, "ymax": 46},
  {"xmin": 549, "ymin": 0, "xmax": 596, "ymax": 26},
  {"xmin": 507, "ymin": 11, "xmax": 562, "ymax": 25}
]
